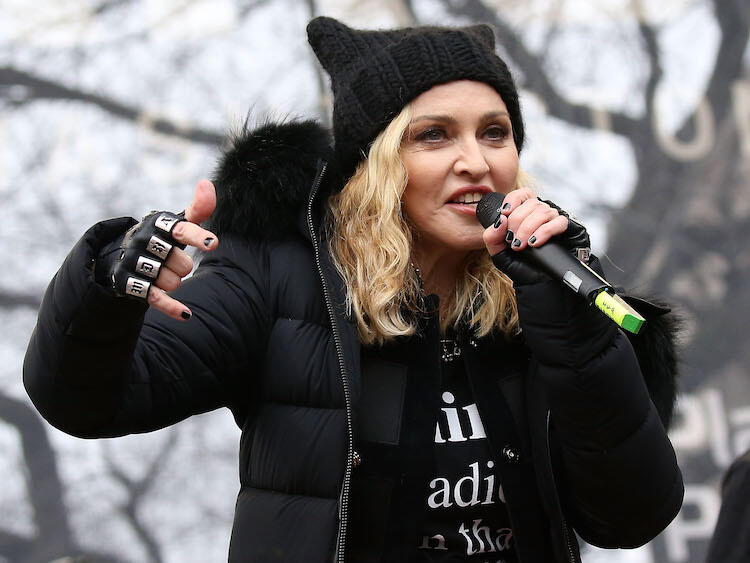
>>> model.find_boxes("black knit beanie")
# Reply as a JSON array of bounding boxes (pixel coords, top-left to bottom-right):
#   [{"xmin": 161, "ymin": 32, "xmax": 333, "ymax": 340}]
[{"xmin": 306, "ymin": 16, "xmax": 524, "ymax": 180}]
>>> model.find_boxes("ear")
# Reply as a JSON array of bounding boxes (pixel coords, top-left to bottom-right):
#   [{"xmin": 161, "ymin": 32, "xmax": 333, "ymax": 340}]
[
  {"xmin": 307, "ymin": 16, "xmax": 362, "ymax": 75},
  {"xmin": 466, "ymin": 24, "xmax": 496, "ymax": 50}
]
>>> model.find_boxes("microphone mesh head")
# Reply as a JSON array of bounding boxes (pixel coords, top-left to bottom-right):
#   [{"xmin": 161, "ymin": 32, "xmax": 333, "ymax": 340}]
[{"xmin": 476, "ymin": 193, "xmax": 505, "ymax": 228}]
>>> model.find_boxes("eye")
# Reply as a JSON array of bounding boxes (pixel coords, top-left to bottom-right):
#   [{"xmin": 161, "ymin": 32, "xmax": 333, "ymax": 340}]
[
  {"xmin": 483, "ymin": 125, "xmax": 510, "ymax": 142},
  {"xmin": 415, "ymin": 127, "xmax": 447, "ymax": 142}
]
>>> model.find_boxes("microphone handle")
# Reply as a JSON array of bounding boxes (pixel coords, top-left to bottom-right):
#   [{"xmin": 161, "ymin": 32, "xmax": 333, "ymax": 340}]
[
  {"xmin": 525, "ymin": 243, "xmax": 608, "ymax": 299},
  {"xmin": 525, "ymin": 244, "xmax": 646, "ymax": 334}
]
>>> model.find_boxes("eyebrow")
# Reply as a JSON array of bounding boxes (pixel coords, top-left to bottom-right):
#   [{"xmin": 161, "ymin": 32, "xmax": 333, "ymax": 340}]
[{"xmin": 410, "ymin": 111, "xmax": 510, "ymax": 124}]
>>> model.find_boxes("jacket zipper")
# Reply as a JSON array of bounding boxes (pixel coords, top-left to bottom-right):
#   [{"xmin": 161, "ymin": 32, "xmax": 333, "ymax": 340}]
[
  {"xmin": 306, "ymin": 163, "xmax": 354, "ymax": 563},
  {"xmin": 546, "ymin": 411, "xmax": 579, "ymax": 563}
]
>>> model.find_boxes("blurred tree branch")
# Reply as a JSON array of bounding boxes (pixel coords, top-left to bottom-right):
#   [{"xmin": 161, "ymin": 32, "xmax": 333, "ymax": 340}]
[
  {"xmin": 0, "ymin": 393, "xmax": 74, "ymax": 561},
  {"xmin": 706, "ymin": 0, "xmax": 748, "ymax": 122},
  {"xmin": 103, "ymin": 430, "xmax": 179, "ymax": 563},
  {"xmin": 0, "ymin": 292, "xmax": 41, "ymax": 310},
  {"xmin": 237, "ymin": 0, "xmax": 274, "ymax": 18},
  {"xmin": 632, "ymin": 3, "xmax": 662, "ymax": 122},
  {"xmin": 0, "ymin": 66, "xmax": 224, "ymax": 146},
  {"xmin": 93, "ymin": 0, "xmax": 131, "ymax": 16},
  {"xmin": 0, "ymin": 530, "xmax": 33, "ymax": 561},
  {"xmin": 399, "ymin": 0, "xmax": 418, "ymax": 22}
]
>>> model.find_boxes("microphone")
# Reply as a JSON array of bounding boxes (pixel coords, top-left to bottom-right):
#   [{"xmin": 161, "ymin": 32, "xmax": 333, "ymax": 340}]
[{"xmin": 476, "ymin": 193, "xmax": 645, "ymax": 334}]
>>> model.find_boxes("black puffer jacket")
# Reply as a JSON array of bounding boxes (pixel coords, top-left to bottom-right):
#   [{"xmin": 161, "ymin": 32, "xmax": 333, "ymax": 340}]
[{"xmin": 24, "ymin": 120, "xmax": 683, "ymax": 562}]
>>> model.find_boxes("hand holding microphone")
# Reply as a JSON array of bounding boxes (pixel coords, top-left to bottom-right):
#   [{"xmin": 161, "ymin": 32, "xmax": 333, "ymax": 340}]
[{"xmin": 477, "ymin": 191, "xmax": 646, "ymax": 334}]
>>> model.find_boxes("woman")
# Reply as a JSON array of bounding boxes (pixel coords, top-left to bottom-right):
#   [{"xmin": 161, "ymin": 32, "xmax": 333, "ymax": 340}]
[{"xmin": 24, "ymin": 16, "xmax": 682, "ymax": 562}]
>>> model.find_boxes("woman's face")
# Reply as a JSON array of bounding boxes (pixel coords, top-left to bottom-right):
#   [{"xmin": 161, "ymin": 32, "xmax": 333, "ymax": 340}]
[{"xmin": 400, "ymin": 80, "xmax": 519, "ymax": 257}]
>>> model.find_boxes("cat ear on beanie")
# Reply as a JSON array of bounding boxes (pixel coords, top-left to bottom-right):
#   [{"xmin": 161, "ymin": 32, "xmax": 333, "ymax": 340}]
[
  {"xmin": 465, "ymin": 24, "xmax": 496, "ymax": 50},
  {"xmin": 307, "ymin": 16, "xmax": 364, "ymax": 75}
]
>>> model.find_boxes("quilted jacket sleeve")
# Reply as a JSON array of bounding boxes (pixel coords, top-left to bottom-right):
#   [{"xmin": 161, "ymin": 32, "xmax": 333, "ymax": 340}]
[
  {"xmin": 515, "ymin": 277, "xmax": 683, "ymax": 548},
  {"xmin": 23, "ymin": 218, "xmax": 271, "ymax": 438}
]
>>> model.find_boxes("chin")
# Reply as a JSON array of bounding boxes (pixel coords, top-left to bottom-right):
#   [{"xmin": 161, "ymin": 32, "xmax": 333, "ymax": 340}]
[
  {"xmin": 457, "ymin": 229, "xmax": 486, "ymax": 250},
  {"xmin": 447, "ymin": 235, "xmax": 485, "ymax": 253}
]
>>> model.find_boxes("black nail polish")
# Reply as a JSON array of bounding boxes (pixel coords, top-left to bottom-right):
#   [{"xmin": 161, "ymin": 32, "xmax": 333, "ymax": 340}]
[
  {"xmin": 502, "ymin": 202, "xmax": 511, "ymax": 211},
  {"xmin": 528, "ymin": 235, "xmax": 537, "ymax": 245},
  {"xmin": 512, "ymin": 238, "xmax": 522, "ymax": 248},
  {"xmin": 505, "ymin": 230, "xmax": 514, "ymax": 243},
  {"xmin": 181, "ymin": 310, "xmax": 192, "ymax": 320},
  {"xmin": 204, "ymin": 237, "xmax": 214, "ymax": 247},
  {"xmin": 493, "ymin": 214, "xmax": 504, "ymax": 228}
]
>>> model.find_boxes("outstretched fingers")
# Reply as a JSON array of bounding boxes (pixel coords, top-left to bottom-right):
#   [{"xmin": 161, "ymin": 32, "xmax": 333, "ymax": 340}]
[
  {"xmin": 145, "ymin": 179, "xmax": 219, "ymax": 320},
  {"xmin": 148, "ymin": 286, "xmax": 193, "ymax": 321},
  {"xmin": 171, "ymin": 220, "xmax": 218, "ymax": 252}
]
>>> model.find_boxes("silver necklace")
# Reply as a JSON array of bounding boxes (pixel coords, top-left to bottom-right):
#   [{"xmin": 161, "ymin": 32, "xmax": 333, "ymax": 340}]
[
  {"xmin": 412, "ymin": 262, "xmax": 462, "ymax": 363},
  {"xmin": 441, "ymin": 338, "xmax": 461, "ymax": 363}
]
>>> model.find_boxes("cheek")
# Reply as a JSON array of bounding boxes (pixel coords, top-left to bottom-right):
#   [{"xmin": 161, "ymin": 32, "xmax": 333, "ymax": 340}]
[
  {"xmin": 496, "ymin": 155, "xmax": 520, "ymax": 189},
  {"xmin": 401, "ymin": 172, "xmax": 441, "ymax": 217},
  {"xmin": 403, "ymin": 150, "xmax": 450, "ymax": 187},
  {"xmin": 401, "ymin": 185, "xmax": 426, "ymax": 225}
]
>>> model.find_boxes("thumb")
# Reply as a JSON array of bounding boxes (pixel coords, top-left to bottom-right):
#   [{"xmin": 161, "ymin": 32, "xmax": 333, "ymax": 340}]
[{"xmin": 185, "ymin": 179, "xmax": 217, "ymax": 224}]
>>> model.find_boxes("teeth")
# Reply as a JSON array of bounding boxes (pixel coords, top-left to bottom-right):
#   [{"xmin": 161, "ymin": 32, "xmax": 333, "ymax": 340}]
[{"xmin": 456, "ymin": 192, "xmax": 484, "ymax": 204}]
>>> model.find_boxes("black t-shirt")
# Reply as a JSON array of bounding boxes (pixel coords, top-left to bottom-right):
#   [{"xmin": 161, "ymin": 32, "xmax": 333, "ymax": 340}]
[
  {"xmin": 416, "ymin": 344, "xmax": 517, "ymax": 562},
  {"xmin": 349, "ymin": 319, "xmax": 521, "ymax": 563}
]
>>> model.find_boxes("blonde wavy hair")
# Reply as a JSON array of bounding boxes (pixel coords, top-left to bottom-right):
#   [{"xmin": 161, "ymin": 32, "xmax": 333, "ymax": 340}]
[{"xmin": 327, "ymin": 103, "xmax": 523, "ymax": 346}]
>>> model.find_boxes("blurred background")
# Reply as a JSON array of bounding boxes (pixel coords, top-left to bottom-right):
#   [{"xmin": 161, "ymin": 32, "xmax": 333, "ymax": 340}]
[{"xmin": 1, "ymin": 0, "xmax": 748, "ymax": 561}]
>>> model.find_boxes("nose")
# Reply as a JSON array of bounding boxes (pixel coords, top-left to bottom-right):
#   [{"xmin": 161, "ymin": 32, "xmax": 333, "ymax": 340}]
[{"xmin": 453, "ymin": 138, "xmax": 490, "ymax": 177}]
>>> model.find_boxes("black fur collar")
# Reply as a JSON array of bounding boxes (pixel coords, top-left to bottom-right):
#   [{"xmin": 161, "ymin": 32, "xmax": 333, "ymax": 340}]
[
  {"xmin": 207, "ymin": 119, "xmax": 334, "ymax": 240},
  {"xmin": 623, "ymin": 296, "xmax": 681, "ymax": 430}
]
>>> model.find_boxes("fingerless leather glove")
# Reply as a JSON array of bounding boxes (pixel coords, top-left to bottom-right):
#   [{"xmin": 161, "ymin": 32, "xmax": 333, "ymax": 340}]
[{"xmin": 95, "ymin": 210, "xmax": 186, "ymax": 300}]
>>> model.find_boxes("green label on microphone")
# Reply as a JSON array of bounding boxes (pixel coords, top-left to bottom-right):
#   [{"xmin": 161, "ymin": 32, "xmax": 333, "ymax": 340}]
[{"xmin": 594, "ymin": 291, "xmax": 645, "ymax": 334}]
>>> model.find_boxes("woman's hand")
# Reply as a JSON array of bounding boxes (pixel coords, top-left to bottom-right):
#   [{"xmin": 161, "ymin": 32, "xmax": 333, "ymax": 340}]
[
  {"xmin": 482, "ymin": 188, "xmax": 568, "ymax": 256},
  {"xmin": 111, "ymin": 179, "xmax": 219, "ymax": 321}
]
